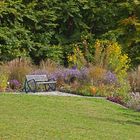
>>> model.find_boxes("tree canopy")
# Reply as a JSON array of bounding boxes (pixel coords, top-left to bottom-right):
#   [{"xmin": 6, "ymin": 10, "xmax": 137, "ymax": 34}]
[{"xmin": 0, "ymin": 0, "xmax": 140, "ymax": 66}]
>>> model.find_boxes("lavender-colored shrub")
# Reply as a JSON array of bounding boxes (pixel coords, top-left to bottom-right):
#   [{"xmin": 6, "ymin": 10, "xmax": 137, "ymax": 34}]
[
  {"xmin": 104, "ymin": 71, "xmax": 117, "ymax": 84},
  {"xmin": 49, "ymin": 67, "xmax": 89, "ymax": 83},
  {"xmin": 9, "ymin": 79, "xmax": 21, "ymax": 90}
]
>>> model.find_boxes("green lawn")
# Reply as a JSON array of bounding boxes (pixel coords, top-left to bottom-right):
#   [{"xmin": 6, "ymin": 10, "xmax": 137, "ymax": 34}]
[{"xmin": 0, "ymin": 94, "xmax": 140, "ymax": 140}]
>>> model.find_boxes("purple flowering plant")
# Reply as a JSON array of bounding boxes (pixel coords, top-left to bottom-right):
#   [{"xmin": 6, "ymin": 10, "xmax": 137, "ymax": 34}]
[
  {"xmin": 9, "ymin": 79, "xmax": 21, "ymax": 90},
  {"xmin": 104, "ymin": 71, "xmax": 117, "ymax": 84},
  {"xmin": 49, "ymin": 67, "xmax": 89, "ymax": 83}
]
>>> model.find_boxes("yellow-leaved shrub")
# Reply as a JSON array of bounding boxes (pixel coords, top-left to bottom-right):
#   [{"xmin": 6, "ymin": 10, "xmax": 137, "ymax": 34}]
[
  {"xmin": 94, "ymin": 40, "xmax": 131, "ymax": 101},
  {"xmin": 68, "ymin": 46, "xmax": 86, "ymax": 69}
]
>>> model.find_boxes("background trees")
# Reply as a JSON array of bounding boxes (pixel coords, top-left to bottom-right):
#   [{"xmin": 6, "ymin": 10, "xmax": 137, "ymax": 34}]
[{"xmin": 0, "ymin": 0, "xmax": 140, "ymax": 67}]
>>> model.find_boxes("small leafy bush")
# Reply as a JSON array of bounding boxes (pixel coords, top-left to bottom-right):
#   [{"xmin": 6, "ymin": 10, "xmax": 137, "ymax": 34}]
[
  {"xmin": 77, "ymin": 85, "xmax": 92, "ymax": 96},
  {"xmin": 97, "ymin": 84, "xmax": 116, "ymax": 97},
  {"xmin": 0, "ymin": 65, "xmax": 9, "ymax": 92},
  {"xmin": 0, "ymin": 73, "xmax": 9, "ymax": 92}
]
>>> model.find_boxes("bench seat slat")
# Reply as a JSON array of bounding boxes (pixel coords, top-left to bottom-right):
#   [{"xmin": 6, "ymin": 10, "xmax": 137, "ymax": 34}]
[
  {"xmin": 26, "ymin": 75, "xmax": 48, "ymax": 81},
  {"xmin": 36, "ymin": 81, "xmax": 56, "ymax": 84}
]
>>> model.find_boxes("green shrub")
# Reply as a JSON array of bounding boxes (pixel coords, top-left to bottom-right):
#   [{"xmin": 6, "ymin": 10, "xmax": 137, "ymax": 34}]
[
  {"xmin": 0, "ymin": 64, "xmax": 9, "ymax": 91},
  {"xmin": 0, "ymin": 66, "xmax": 9, "ymax": 92},
  {"xmin": 0, "ymin": 74, "xmax": 8, "ymax": 92},
  {"xmin": 77, "ymin": 85, "xmax": 93, "ymax": 96}
]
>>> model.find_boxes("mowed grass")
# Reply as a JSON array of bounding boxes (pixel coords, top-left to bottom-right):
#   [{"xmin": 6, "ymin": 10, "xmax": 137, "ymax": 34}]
[{"xmin": 0, "ymin": 94, "xmax": 140, "ymax": 140}]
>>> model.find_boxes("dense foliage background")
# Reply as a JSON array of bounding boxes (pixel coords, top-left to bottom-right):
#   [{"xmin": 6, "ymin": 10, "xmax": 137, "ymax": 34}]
[{"xmin": 0, "ymin": 0, "xmax": 140, "ymax": 66}]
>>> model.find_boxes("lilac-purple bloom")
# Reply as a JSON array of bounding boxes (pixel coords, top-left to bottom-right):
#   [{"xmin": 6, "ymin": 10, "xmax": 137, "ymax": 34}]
[
  {"xmin": 104, "ymin": 71, "xmax": 117, "ymax": 84},
  {"xmin": 72, "ymin": 65, "xmax": 77, "ymax": 70},
  {"xmin": 49, "ymin": 67, "xmax": 89, "ymax": 82},
  {"xmin": 9, "ymin": 79, "xmax": 20, "ymax": 89},
  {"xmin": 30, "ymin": 67, "xmax": 89, "ymax": 83},
  {"xmin": 10, "ymin": 79, "xmax": 20, "ymax": 86}
]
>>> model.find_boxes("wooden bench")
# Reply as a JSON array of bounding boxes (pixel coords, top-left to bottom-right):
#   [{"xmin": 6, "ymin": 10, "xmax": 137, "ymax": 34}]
[{"xmin": 23, "ymin": 75, "xmax": 56, "ymax": 93}]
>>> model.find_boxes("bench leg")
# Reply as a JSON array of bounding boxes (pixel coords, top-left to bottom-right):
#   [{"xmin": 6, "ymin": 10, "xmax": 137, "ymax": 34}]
[
  {"xmin": 44, "ymin": 84, "xmax": 48, "ymax": 91},
  {"xmin": 22, "ymin": 80, "xmax": 29, "ymax": 93},
  {"xmin": 48, "ymin": 83, "xmax": 56, "ymax": 91},
  {"xmin": 26, "ymin": 79, "xmax": 37, "ymax": 93}
]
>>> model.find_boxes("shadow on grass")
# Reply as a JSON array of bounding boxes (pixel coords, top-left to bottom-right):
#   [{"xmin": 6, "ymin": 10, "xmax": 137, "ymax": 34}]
[
  {"xmin": 94, "ymin": 117, "xmax": 140, "ymax": 126},
  {"xmin": 123, "ymin": 113, "xmax": 140, "ymax": 118},
  {"xmin": 122, "ymin": 113, "xmax": 140, "ymax": 122}
]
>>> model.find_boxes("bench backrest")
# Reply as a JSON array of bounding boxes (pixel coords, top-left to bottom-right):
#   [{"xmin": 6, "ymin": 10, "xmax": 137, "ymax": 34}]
[{"xmin": 26, "ymin": 75, "xmax": 48, "ymax": 82}]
